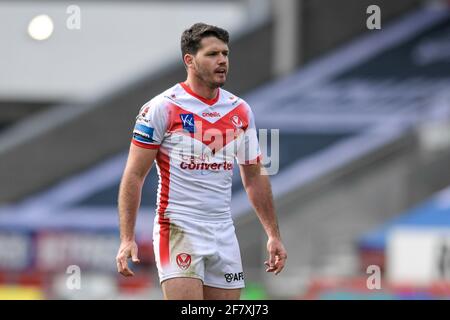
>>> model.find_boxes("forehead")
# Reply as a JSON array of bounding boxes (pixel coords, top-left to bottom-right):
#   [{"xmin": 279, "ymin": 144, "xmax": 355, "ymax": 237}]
[{"xmin": 198, "ymin": 36, "xmax": 228, "ymax": 52}]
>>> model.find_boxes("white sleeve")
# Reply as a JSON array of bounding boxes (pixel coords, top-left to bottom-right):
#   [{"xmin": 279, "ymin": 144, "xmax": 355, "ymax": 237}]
[
  {"xmin": 236, "ymin": 107, "xmax": 262, "ymax": 165},
  {"xmin": 131, "ymin": 99, "xmax": 168, "ymax": 149}
]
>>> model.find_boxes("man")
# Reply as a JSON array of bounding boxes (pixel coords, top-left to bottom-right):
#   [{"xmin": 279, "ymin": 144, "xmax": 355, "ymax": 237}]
[{"xmin": 116, "ymin": 23, "xmax": 287, "ymax": 300}]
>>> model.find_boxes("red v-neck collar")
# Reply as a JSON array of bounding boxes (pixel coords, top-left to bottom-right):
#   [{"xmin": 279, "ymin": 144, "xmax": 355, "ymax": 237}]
[{"xmin": 180, "ymin": 82, "xmax": 220, "ymax": 106}]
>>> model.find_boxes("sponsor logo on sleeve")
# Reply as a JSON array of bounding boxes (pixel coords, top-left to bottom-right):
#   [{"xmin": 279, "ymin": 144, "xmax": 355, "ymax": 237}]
[
  {"xmin": 230, "ymin": 96, "xmax": 240, "ymax": 106},
  {"xmin": 133, "ymin": 123, "xmax": 155, "ymax": 143},
  {"xmin": 141, "ymin": 106, "xmax": 150, "ymax": 117},
  {"xmin": 136, "ymin": 106, "xmax": 151, "ymax": 123}
]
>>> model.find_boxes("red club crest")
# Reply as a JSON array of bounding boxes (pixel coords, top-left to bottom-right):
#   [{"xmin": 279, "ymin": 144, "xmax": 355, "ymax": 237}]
[
  {"xmin": 176, "ymin": 253, "xmax": 191, "ymax": 270},
  {"xmin": 231, "ymin": 115, "xmax": 243, "ymax": 128}
]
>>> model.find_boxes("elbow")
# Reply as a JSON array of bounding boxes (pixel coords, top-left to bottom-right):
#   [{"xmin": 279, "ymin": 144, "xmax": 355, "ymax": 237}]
[{"xmin": 122, "ymin": 169, "xmax": 146, "ymax": 187}]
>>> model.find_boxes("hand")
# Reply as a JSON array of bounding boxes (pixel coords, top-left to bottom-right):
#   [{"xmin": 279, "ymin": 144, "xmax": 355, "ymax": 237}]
[
  {"xmin": 116, "ymin": 240, "xmax": 140, "ymax": 277},
  {"xmin": 264, "ymin": 237, "xmax": 287, "ymax": 275}
]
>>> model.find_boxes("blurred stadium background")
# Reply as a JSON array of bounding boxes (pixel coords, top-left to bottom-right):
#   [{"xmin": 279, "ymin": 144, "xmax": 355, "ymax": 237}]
[{"xmin": 1, "ymin": 0, "xmax": 450, "ymax": 299}]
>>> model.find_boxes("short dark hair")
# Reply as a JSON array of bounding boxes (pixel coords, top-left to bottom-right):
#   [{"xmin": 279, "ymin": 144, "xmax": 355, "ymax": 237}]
[{"xmin": 181, "ymin": 23, "xmax": 229, "ymax": 57}]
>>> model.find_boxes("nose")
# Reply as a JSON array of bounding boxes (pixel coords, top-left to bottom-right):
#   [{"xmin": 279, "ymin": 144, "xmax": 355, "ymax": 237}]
[{"xmin": 218, "ymin": 53, "xmax": 227, "ymax": 65}]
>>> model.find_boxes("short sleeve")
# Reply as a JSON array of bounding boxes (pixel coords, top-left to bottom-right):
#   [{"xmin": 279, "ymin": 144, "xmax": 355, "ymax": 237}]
[
  {"xmin": 236, "ymin": 106, "xmax": 262, "ymax": 165},
  {"xmin": 131, "ymin": 99, "xmax": 168, "ymax": 149}
]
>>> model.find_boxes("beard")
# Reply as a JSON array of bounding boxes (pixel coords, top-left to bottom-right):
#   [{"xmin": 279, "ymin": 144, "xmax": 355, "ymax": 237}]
[{"xmin": 194, "ymin": 63, "xmax": 227, "ymax": 89}]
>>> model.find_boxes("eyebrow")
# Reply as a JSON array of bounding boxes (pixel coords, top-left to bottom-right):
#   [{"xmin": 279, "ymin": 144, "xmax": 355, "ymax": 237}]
[{"xmin": 206, "ymin": 49, "xmax": 229, "ymax": 54}]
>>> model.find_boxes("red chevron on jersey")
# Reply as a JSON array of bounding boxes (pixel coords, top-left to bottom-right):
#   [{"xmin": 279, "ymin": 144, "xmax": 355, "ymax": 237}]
[
  {"xmin": 167, "ymin": 102, "xmax": 248, "ymax": 153},
  {"xmin": 131, "ymin": 83, "xmax": 261, "ymax": 222}
]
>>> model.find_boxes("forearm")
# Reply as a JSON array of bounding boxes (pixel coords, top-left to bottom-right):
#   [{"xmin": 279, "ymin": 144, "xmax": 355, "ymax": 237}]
[
  {"xmin": 118, "ymin": 172, "xmax": 144, "ymax": 242},
  {"xmin": 245, "ymin": 174, "xmax": 280, "ymax": 239}
]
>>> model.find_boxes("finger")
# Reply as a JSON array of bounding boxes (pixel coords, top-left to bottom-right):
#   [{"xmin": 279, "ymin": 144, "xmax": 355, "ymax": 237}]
[
  {"xmin": 120, "ymin": 265, "xmax": 134, "ymax": 277},
  {"xmin": 274, "ymin": 255, "xmax": 286, "ymax": 275},
  {"xmin": 121, "ymin": 268, "xmax": 134, "ymax": 277},
  {"xmin": 117, "ymin": 257, "xmax": 126, "ymax": 273},
  {"xmin": 268, "ymin": 250, "xmax": 276, "ymax": 268},
  {"xmin": 120, "ymin": 258, "xmax": 129, "ymax": 271},
  {"xmin": 274, "ymin": 265, "xmax": 284, "ymax": 275},
  {"xmin": 131, "ymin": 246, "xmax": 140, "ymax": 263},
  {"xmin": 119, "ymin": 256, "xmax": 134, "ymax": 276},
  {"xmin": 264, "ymin": 261, "xmax": 276, "ymax": 272},
  {"xmin": 274, "ymin": 262, "xmax": 284, "ymax": 275}
]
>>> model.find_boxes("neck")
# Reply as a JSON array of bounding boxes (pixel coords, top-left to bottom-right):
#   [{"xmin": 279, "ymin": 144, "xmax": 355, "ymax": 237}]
[{"xmin": 184, "ymin": 75, "xmax": 218, "ymax": 100}]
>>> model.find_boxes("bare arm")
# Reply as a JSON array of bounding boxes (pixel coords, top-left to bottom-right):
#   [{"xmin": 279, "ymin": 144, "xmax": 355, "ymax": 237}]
[
  {"xmin": 116, "ymin": 144, "xmax": 158, "ymax": 276},
  {"xmin": 240, "ymin": 163, "xmax": 287, "ymax": 275}
]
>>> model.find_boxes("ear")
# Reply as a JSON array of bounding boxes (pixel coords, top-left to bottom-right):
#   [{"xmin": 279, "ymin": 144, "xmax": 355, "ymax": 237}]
[{"xmin": 183, "ymin": 54, "xmax": 194, "ymax": 68}]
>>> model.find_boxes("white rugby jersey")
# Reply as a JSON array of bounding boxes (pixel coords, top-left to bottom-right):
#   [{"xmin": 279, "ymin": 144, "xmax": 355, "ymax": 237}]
[{"xmin": 132, "ymin": 82, "xmax": 261, "ymax": 222}]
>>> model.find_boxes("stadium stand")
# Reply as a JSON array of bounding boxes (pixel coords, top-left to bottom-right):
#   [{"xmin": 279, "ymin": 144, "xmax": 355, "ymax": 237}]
[{"xmin": 2, "ymin": 0, "xmax": 450, "ymax": 299}]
